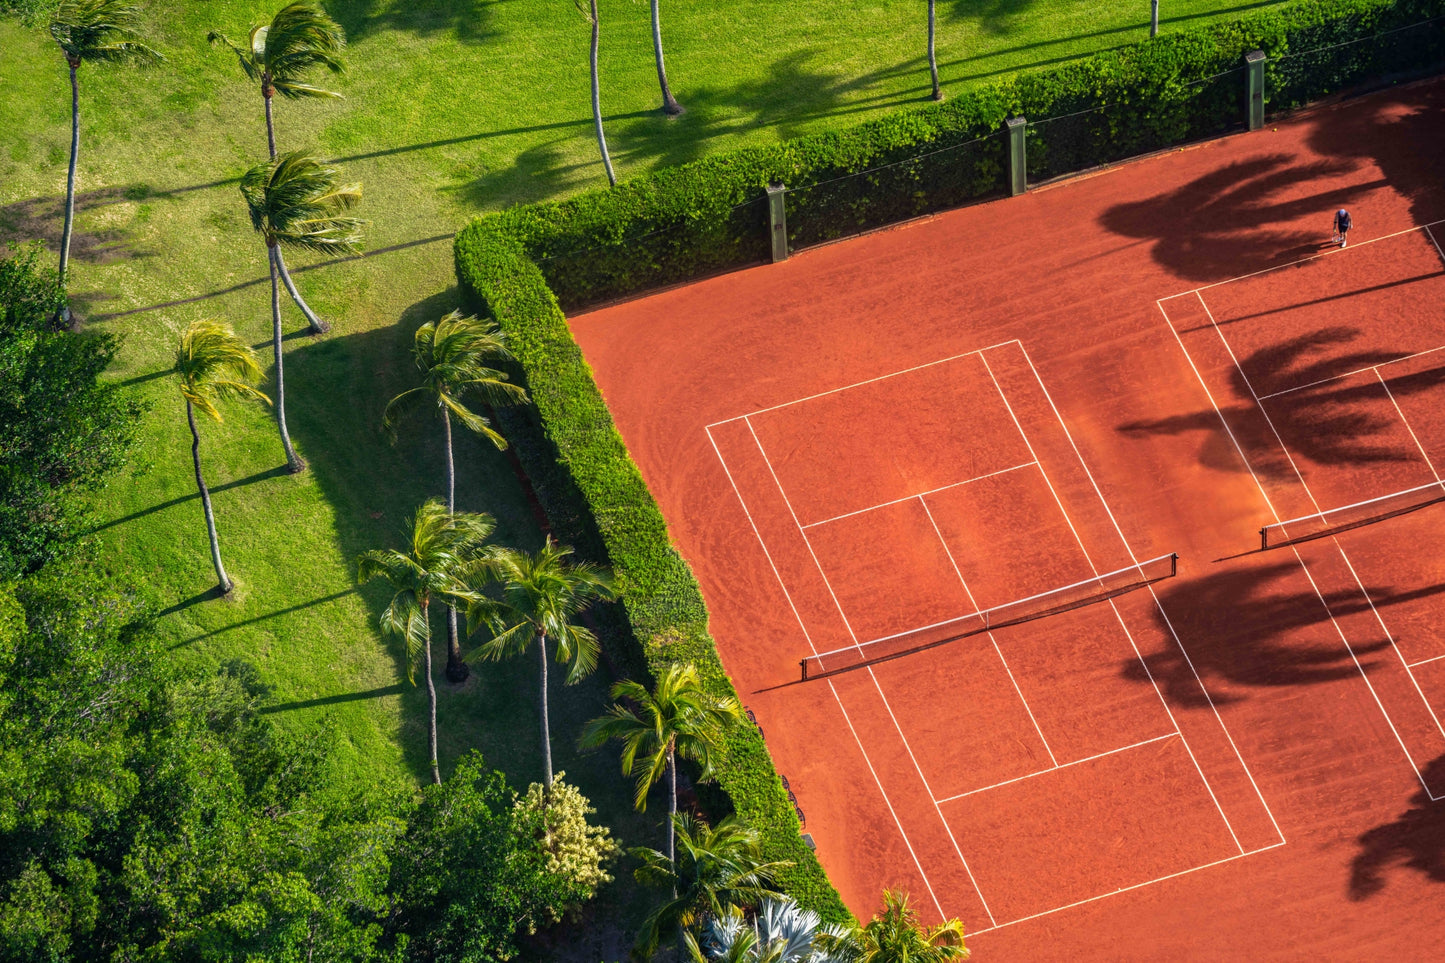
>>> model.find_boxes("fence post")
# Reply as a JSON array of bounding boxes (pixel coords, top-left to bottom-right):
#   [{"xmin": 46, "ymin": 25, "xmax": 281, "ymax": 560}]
[
  {"xmin": 1246, "ymin": 50, "xmax": 1266, "ymax": 131},
  {"xmin": 1006, "ymin": 117, "xmax": 1027, "ymax": 196},
  {"xmin": 766, "ymin": 182, "xmax": 788, "ymax": 262}
]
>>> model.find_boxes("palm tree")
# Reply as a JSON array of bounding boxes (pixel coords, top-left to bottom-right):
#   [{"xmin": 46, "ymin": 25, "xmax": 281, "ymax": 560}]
[
  {"xmin": 823, "ymin": 890, "xmax": 969, "ymax": 963},
  {"xmin": 207, "ymin": 1, "xmax": 345, "ymax": 160},
  {"xmin": 1151, "ymin": 0, "xmax": 1160, "ymax": 37},
  {"xmin": 48, "ymin": 0, "xmax": 162, "ymax": 326},
  {"xmin": 690, "ymin": 896, "xmax": 854, "ymax": 962},
  {"xmin": 465, "ymin": 538, "xmax": 615, "ymax": 790},
  {"xmin": 356, "ymin": 498, "xmax": 494, "ymax": 784},
  {"xmin": 580, "ymin": 663, "xmax": 743, "ymax": 871},
  {"xmin": 382, "ymin": 311, "xmax": 527, "ymax": 685},
  {"xmin": 633, "ymin": 813, "xmax": 791, "ymax": 961},
  {"xmin": 173, "ymin": 320, "xmax": 271, "ymax": 597},
  {"xmin": 927, "ymin": 0, "xmax": 941, "ymax": 101},
  {"xmin": 647, "ymin": 0, "xmax": 682, "ymax": 115},
  {"xmin": 209, "ymin": 2, "xmax": 347, "ymax": 333},
  {"xmin": 572, "ymin": 0, "xmax": 617, "ymax": 186},
  {"xmin": 240, "ymin": 150, "xmax": 362, "ymax": 471}
]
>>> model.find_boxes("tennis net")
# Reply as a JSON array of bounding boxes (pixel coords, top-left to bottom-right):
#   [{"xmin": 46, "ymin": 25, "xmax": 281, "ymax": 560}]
[
  {"xmin": 799, "ymin": 553, "xmax": 1177, "ymax": 681},
  {"xmin": 1259, "ymin": 480, "xmax": 1445, "ymax": 550}
]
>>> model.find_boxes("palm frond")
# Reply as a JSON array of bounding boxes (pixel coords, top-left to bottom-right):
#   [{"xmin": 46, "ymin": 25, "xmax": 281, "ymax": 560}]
[
  {"xmin": 380, "ymin": 386, "xmax": 431, "ymax": 442},
  {"xmin": 174, "ymin": 319, "xmax": 269, "ymax": 422},
  {"xmin": 263, "ymin": 1, "xmax": 346, "ymax": 93},
  {"xmin": 50, "ymin": 0, "xmax": 162, "ymax": 64},
  {"xmin": 239, "ymin": 151, "xmax": 364, "ymax": 255},
  {"xmin": 206, "ymin": 30, "xmax": 263, "ymax": 84}
]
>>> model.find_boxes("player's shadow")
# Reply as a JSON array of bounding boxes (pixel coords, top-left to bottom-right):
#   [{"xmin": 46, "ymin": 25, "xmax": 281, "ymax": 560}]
[
  {"xmin": 1100, "ymin": 154, "xmax": 1374, "ymax": 282},
  {"xmin": 1350, "ymin": 754, "xmax": 1445, "ymax": 900},
  {"xmin": 1119, "ymin": 327, "xmax": 1421, "ymax": 474},
  {"xmin": 1125, "ymin": 561, "xmax": 1401, "ymax": 707}
]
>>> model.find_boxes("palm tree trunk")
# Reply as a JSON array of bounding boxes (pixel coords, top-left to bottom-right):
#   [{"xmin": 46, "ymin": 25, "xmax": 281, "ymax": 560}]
[
  {"xmin": 928, "ymin": 0, "xmax": 942, "ymax": 101},
  {"xmin": 442, "ymin": 408, "xmax": 468, "ymax": 684},
  {"xmin": 649, "ymin": 0, "xmax": 682, "ymax": 115},
  {"xmin": 666, "ymin": 749, "xmax": 677, "ymax": 869},
  {"xmin": 422, "ymin": 596, "xmax": 441, "ymax": 784},
  {"xmin": 58, "ymin": 59, "xmax": 80, "ymax": 323},
  {"xmin": 264, "ymin": 85, "xmax": 277, "ymax": 159},
  {"xmin": 1151, "ymin": 0, "xmax": 1160, "ymax": 37},
  {"xmin": 268, "ymin": 244, "xmax": 305, "ymax": 473},
  {"xmin": 538, "ymin": 630, "xmax": 554, "ymax": 789},
  {"xmin": 588, "ymin": 0, "xmax": 617, "ymax": 187},
  {"xmin": 274, "ymin": 248, "xmax": 330, "ymax": 335},
  {"xmin": 188, "ymin": 400, "xmax": 232, "ymax": 595}
]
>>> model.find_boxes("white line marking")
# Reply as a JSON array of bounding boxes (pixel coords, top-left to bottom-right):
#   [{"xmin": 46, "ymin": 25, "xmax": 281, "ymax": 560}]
[
  {"xmin": 1378, "ymin": 371, "xmax": 1443, "ymax": 483},
  {"xmin": 1157, "ymin": 218, "xmax": 1445, "ymax": 302},
  {"xmin": 744, "ymin": 418, "xmax": 994, "ymax": 924},
  {"xmin": 935, "ymin": 733, "xmax": 1178, "ymax": 803},
  {"xmin": 970, "ymin": 842, "xmax": 1287, "ymax": 938},
  {"xmin": 1013, "ymin": 338, "xmax": 1286, "ymax": 845},
  {"xmin": 1409, "ymin": 653, "xmax": 1445, "ymax": 669},
  {"xmin": 706, "ymin": 339, "xmax": 1023, "ymax": 427},
  {"xmin": 1256, "ymin": 344, "xmax": 1445, "ymax": 401},
  {"xmin": 919, "ymin": 495, "xmax": 1059, "ymax": 768},
  {"xmin": 801, "ymin": 462, "xmax": 1036, "ymax": 529},
  {"xmin": 704, "ymin": 424, "xmax": 954, "ymax": 916}
]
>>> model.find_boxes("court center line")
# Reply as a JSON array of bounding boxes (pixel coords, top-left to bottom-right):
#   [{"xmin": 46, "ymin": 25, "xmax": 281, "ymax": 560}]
[
  {"xmin": 919, "ymin": 495, "xmax": 1059, "ymax": 769},
  {"xmin": 1378, "ymin": 371, "xmax": 1443, "ymax": 483},
  {"xmin": 704, "ymin": 424, "xmax": 954, "ymax": 918},
  {"xmin": 1161, "ymin": 296, "xmax": 1442, "ymax": 801},
  {"xmin": 802, "ymin": 461, "xmax": 1036, "ymax": 529},
  {"xmin": 1157, "ymin": 218, "xmax": 1445, "ymax": 302},
  {"xmin": 970, "ymin": 842, "xmax": 1287, "ymax": 939},
  {"xmin": 1256, "ymin": 343, "xmax": 1445, "ymax": 401},
  {"xmin": 744, "ymin": 417, "xmax": 993, "ymax": 925},
  {"xmin": 706, "ymin": 338, "xmax": 1024, "ymax": 428},
  {"xmin": 1014, "ymin": 337, "xmax": 1286, "ymax": 845},
  {"xmin": 934, "ymin": 732, "xmax": 1178, "ymax": 804}
]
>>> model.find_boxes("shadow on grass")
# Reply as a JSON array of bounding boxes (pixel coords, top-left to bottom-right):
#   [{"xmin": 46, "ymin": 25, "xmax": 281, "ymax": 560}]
[
  {"xmin": 0, "ymin": 186, "xmax": 154, "ymax": 265},
  {"xmin": 259, "ymin": 683, "xmax": 406, "ymax": 714},
  {"xmin": 170, "ymin": 587, "xmax": 361, "ymax": 648},
  {"xmin": 332, "ymin": 0, "xmax": 501, "ymax": 44},
  {"xmin": 91, "ymin": 465, "xmax": 291, "ymax": 534}
]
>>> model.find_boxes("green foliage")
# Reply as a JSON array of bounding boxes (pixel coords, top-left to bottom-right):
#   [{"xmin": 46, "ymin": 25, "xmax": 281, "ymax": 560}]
[
  {"xmin": 454, "ymin": 0, "xmax": 1445, "ymax": 925},
  {"xmin": 384, "ymin": 754, "xmax": 619, "ymax": 962},
  {"xmin": 465, "ymin": 0, "xmax": 1445, "ymax": 310},
  {"xmin": 0, "ymin": 244, "xmax": 142, "ymax": 579}
]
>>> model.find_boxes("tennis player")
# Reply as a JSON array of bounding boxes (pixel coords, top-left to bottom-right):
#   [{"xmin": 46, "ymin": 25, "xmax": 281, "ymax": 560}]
[{"xmin": 1333, "ymin": 208, "xmax": 1353, "ymax": 248}]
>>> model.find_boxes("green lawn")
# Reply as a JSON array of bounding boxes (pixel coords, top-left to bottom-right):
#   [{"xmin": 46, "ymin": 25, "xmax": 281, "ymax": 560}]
[{"xmin": 0, "ymin": 0, "xmax": 1290, "ymax": 951}]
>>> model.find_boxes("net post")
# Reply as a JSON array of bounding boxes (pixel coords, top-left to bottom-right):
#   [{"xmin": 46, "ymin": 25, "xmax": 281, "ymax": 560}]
[
  {"xmin": 1260, "ymin": 526, "xmax": 1269, "ymax": 552},
  {"xmin": 799, "ymin": 657, "xmax": 808, "ymax": 681},
  {"xmin": 1245, "ymin": 50, "xmax": 1266, "ymax": 131},
  {"xmin": 1169, "ymin": 552, "xmax": 1178, "ymax": 577},
  {"xmin": 766, "ymin": 182, "xmax": 789, "ymax": 263}
]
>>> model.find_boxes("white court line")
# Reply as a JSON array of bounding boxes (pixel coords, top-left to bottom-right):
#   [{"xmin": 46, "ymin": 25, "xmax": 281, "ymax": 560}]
[
  {"xmin": 1014, "ymin": 339, "xmax": 1286, "ymax": 845},
  {"xmin": 1156, "ymin": 218, "xmax": 1445, "ymax": 302},
  {"xmin": 1256, "ymin": 344, "xmax": 1445, "ymax": 401},
  {"xmin": 743, "ymin": 417, "xmax": 993, "ymax": 926},
  {"xmin": 979, "ymin": 347, "xmax": 1245, "ymax": 847},
  {"xmin": 1198, "ymin": 288, "xmax": 1445, "ymax": 762},
  {"xmin": 705, "ymin": 338, "xmax": 1023, "ymax": 428},
  {"xmin": 970, "ymin": 842, "xmax": 1287, "ymax": 939},
  {"xmin": 704, "ymin": 424, "xmax": 952, "ymax": 919},
  {"xmin": 802, "ymin": 461, "xmax": 1036, "ymax": 529},
  {"xmin": 919, "ymin": 496, "xmax": 1059, "ymax": 769},
  {"xmin": 1378, "ymin": 371, "xmax": 1443, "ymax": 482},
  {"xmin": 935, "ymin": 733, "xmax": 1178, "ymax": 804},
  {"xmin": 1158, "ymin": 296, "xmax": 1443, "ymax": 801},
  {"xmin": 1410, "ymin": 653, "xmax": 1445, "ymax": 669}
]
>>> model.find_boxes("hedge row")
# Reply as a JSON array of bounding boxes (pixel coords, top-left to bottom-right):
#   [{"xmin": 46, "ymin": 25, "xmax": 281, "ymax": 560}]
[{"xmin": 457, "ymin": 0, "xmax": 1445, "ymax": 924}]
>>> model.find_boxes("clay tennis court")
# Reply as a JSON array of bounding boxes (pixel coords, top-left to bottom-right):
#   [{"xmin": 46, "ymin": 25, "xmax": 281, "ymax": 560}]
[{"xmin": 569, "ymin": 77, "xmax": 1445, "ymax": 956}]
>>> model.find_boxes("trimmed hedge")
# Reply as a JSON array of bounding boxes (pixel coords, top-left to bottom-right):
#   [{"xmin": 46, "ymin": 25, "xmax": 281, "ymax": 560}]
[{"xmin": 458, "ymin": 0, "xmax": 1445, "ymax": 925}]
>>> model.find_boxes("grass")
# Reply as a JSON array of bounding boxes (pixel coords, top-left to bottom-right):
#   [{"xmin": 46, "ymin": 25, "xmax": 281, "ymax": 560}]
[{"xmin": 0, "ymin": 0, "xmax": 1292, "ymax": 952}]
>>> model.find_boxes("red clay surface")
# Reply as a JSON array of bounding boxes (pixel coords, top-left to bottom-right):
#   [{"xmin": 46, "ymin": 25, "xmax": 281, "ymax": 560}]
[{"xmin": 569, "ymin": 79, "xmax": 1445, "ymax": 957}]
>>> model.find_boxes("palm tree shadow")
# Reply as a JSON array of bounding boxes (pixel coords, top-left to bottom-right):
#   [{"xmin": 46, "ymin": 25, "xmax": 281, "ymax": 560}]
[
  {"xmin": 1350, "ymin": 754, "xmax": 1445, "ymax": 899},
  {"xmin": 330, "ymin": 0, "xmax": 501, "ymax": 44},
  {"xmin": 0, "ymin": 187, "xmax": 155, "ymax": 266},
  {"xmin": 89, "ymin": 465, "xmax": 292, "ymax": 534},
  {"xmin": 1125, "ymin": 561, "xmax": 1406, "ymax": 707}
]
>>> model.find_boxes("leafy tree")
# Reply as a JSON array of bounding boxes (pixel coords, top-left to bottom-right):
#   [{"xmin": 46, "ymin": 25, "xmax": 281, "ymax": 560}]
[
  {"xmin": 207, "ymin": 1, "xmax": 346, "ymax": 160},
  {"xmin": 384, "ymin": 753, "xmax": 618, "ymax": 961},
  {"xmin": 632, "ymin": 814, "xmax": 790, "ymax": 961},
  {"xmin": 927, "ymin": 0, "xmax": 941, "ymax": 101},
  {"xmin": 572, "ymin": 0, "xmax": 616, "ymax": 186},
  {"xmin": 209, "ymin": 1, "xmax": 347, "ymax": 334},
  {"xmin": 47, "ymin": 0, "xmax": 161, "ymax": 324},
  {"xmin": 580, "ymin": 662, "xmax": 742, "ymax": 872},
  {"xmin": 173, "ymin": 319, "xmax": 271, "ymax": 596},
  {"xmin": 822, "ymin": 890, "xmax": 969, "ymax": 963},
  {"xmin": 690, "ymin": 895, "xmax": 854, "ymax": 962},
  {"xmin": 383, "ymin": 311, "xmax": 527, "ymax": 685},
  {"xmin": 465, "ymin": 538, "xmax": 615, "ymax": 791},
  {"xmin": 646, "ymin": 0, "xmax": 682, "ymax": 115},
  {"xmin": 240, "ymin": 150, "xmax": 363, "ymax": 469},
  {"xmin": 0, "ymin": 243, "xmax": 141, "ymax": 579},
  {"xmin": 356, "ymin": 498, "xmax": 494, "ymax": 784}
]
